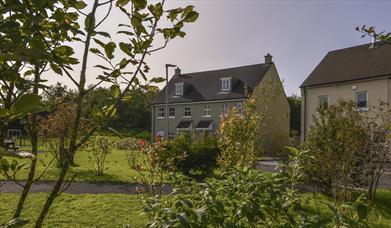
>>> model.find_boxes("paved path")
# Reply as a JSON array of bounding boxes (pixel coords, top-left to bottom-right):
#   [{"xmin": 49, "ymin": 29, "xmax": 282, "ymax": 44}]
[
  {"xmin": 0, "ymin": 181, "xmax": 172, "ymax": 194},
  {"xmin": 1, "ymin": 162, "xmax": 389, "ymax": 194}
]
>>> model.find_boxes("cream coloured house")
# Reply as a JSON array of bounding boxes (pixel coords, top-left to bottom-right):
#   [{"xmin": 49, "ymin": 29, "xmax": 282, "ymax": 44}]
[
  {"xmin": 300, "ymin": 42, "xmax": 391, "ymax": 141},
  {"xmin": 151, "ymin": 54, "xmax": 290, "ymax": 153}
]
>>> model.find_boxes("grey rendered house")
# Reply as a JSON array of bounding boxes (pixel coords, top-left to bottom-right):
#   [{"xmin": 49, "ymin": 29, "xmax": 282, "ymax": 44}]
[
  {"xmin": 151, "ymin": 54, "xmax": 290, "ymax": 153},
  {"xmin": 300, "ymin": 42, "xmax": 391, "ymax": 141}
]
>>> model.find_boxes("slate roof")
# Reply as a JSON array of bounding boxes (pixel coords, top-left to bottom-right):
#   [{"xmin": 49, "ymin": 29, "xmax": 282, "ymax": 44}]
[
  {"xmin": 151, "ymin": 63, "xmax": 272, "ymax": 104},
  {"xmin": 301, "ymin": 42, "xmax": 391, "ymax": 88}
]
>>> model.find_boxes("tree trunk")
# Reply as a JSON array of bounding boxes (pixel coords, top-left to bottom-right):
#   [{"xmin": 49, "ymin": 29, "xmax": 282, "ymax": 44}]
[
  {"xmin": 34, "ymin": 158, "xmax": 69, "ymax": 228},
  {"xmin": 34, "ymin": 1, "xmax": 99, "ymax": 226},
  {"xmin": 13, "ymin": 65, "xmax": 40, "ymax": 218}
]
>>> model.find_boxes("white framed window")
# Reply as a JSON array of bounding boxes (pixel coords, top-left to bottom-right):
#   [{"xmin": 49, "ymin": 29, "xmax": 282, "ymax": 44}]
[
  {"xmin": 168, "ymin": 132, "xmax": 175, "ymax": 139},
  {"xmin": 157, "ymin": 107, "xmax": 165, "ymax": 118},
  {"xmin": 203, "ymin": 105, "xmax": 211, "ymax": 117},
  {"xmin": 169, "ymin": 107, "xmax": 175, "ymax": 118},
  {"xmin": 236, "ymin": 102, "xmax": 243, "ymax": 110},
  {"xmin": 318, "ymin": 95, "xmax": 329, "ymax": 109},
  {"xmin": 356, "ymin": 91, "xmax": 368, "ymax": 111},
  {"xmin": 175, "ymin": 82, "xmax": 184, "ymax": 96},
  {"xmin": 220, "ymin": 103, "xmax": 229, "ymax": 115},
  {"xmin": 184, "ymin": 106, "xmax": 191, "ymax": 117},
  {"xmin": 221, "ymin": 78, "xmax": 231, "ymax": 92}
]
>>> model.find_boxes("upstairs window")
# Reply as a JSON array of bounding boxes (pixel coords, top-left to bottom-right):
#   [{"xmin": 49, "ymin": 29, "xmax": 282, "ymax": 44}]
[
  {"xmin": 175, "ymin": 82, "xmax": 184, "ymax": 96},
  {"xmin": 184, "ymin": 106, "xmax": 191, "ymax": 117},
  {"xmin": 157, "ymin": 107, "xmax": 165, "ymax": 118},
  {"xmin": 169, "ymin": 107, "xmax": 175, "ymax": 118},
  {"xmin": 203, "ymin": 105, "xmax": 211, "ymax": 117},
  {"xmin": 356, "ymin": 91, "xmax": 368, "ymax": 111},
  {"xmin": 221, "ymin": 78, "xmax": 231, "ymax": 92},
  {"xmin": 318, "ymin": 95, "xmax": 329, "ymax": 109}
]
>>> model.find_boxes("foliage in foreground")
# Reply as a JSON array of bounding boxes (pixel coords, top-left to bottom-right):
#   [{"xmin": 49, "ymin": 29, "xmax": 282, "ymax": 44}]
[
  {"xmin": 144, "ymin": 148, "xmax": 371, "ymax": 228},
  {"xmin": 305, "ymin": 100, "xmax": 390, "ymax": 202}
]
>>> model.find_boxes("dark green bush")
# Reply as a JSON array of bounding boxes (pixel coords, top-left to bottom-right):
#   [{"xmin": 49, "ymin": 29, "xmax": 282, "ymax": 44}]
[{"xmin": 162, "ymin": 132, "xmax": 219, "ymax": 176}]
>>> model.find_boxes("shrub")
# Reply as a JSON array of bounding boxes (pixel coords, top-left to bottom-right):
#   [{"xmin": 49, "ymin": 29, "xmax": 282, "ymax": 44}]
[
  {"xmin": 217, "ymin": 97, "xmax": 261, "ymax": 169},
  {"xmin": 145, "ymin": 148, "xmax": 369, "ymax": 228},
  {"xmin": 38, "ymin": 102, "xmax": 90, "ymax": 167},
  {"xmin": 163, "ymin": 132, "xmax": 219, "ymax": 176},
  {"xmin": 304, "ymin": 100, "xmax": 391, "ymax": 202},
  {"xmin": 84, "ymin": 136, "xmax": 113, "ymax": 176}
]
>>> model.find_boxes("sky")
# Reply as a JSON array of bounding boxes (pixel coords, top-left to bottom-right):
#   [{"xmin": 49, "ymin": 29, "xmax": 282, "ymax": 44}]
[{"xmin": 55, "ymin": 0, "xmax": 391, "ymax": 96}]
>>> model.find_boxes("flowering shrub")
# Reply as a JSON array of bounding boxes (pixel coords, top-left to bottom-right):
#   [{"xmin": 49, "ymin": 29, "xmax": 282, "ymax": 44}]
[
  {"xmin": 84, "ymin": 136, "xmax": 113, "ymax": 176},
  {"xmin": 38, "ymin": 102, "xmax": 90, "ymax": 167},
  {"xmin": 217, "ymin": 97, "xmax": 261, "ymax": 169}
]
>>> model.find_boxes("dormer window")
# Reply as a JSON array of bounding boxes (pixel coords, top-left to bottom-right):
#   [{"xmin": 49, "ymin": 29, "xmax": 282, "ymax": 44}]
[
  {"xmin": 175, "ymin": 82, "xmax": 184, "ymax": 96},
  {"xmin": 221, "ymin": 77, "xmax": 231, "ymax": 92}
]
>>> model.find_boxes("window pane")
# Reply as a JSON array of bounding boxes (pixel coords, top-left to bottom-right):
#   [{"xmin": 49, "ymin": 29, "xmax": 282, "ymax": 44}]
[
  {"xmin": 356, "ymin": 92, "xmax": 367, "ymax": 108},
  {"xmin": 318, "ymin": 95, "xmax": 328, "ymax": 109}
]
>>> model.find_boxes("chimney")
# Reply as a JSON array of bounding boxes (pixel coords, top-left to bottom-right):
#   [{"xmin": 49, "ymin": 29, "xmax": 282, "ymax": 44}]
[
  {"xmin": 264, "ymin": 53, "xmax": 273, "ymax": 64},
  {"xmin": 175, "ymin": 67, "xmax": 181, "ymax": 76}
]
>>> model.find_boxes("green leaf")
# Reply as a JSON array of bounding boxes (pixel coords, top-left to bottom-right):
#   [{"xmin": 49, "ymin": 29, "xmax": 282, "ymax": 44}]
[
  {"xmin": 94, "ymin": 31, "xmax": 111, "ymax": 38},
  {"xmin": 94, "ymin": 38, "xmax": 106, "ymax": 49},
  {"xmin": 356, "ymin": 204, "xmax": 368, "ymax": 220},
  {"xmin": 110, "ymin": 85, "xmax": 121, "ymax": 98},
  {"xmin": 119, "ymin": 42, "xmax": 133, "ymax": 56},
  {"xmin": 0, "ymin": 158, "xmax": 10, "ymax": 173},
  {"xmin": 90, "ymin": 48, "xmax": 103, "ymax": 55},
  {"xmin": 131, "ymin": 0, "xmax": 147, "ymax": 9},
  {"xmin": 74, "ymin": 1, "xmax": 87, "ymax": 9},
  {"xmin": 94, "ymin": 65, "xmax": 111, "ymax": 70},
  {"xmin": 50, "ymin": 63, "xmax": 63, "ymax": 75},
  {"xmin": 53, "ymin": 45, "xmax": 74, "ymax": 56},
  {"xmin": 104, "ymin": 42, "xmax": 116, "ymax": 59},
  {"xmin": 150, "ymin": 77, "xmax": 165, "ymax": 83},
  {"xmin": 183, "ymin": 11, "xmax": 199, "ymax": 23},
  {"xmin": 116, "ymin": 0, "xmax": 130, "ymax": 7},
  {"xmin": 11, "ymin": 94, "xmax": 42, "ymax": 114}
]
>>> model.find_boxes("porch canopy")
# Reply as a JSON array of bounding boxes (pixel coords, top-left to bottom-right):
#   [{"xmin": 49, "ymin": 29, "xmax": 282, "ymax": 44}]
[
  {"xmin": 176, "ymin": 120, "xmax": 193, "ymax": 130},
  {"xmin": 195, "ymin": 120, "xmax": 213, "ymax": 131}
]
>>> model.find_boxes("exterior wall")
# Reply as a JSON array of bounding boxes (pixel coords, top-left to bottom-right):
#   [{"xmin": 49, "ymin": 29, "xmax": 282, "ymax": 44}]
[
  {"xmin": 151, "ymin": 64, "xmax": 291, "ymax": 155},
  {"xmin": 152, "ymin": 99, "xmax": 245, "ymax": 139},
  {"xmin": 301, "ymin": 77, "xmax": 390, "ymax": 141},
  {"xmin": 253, "ymin": 64, "xmax": 290, "ymax": 154}
]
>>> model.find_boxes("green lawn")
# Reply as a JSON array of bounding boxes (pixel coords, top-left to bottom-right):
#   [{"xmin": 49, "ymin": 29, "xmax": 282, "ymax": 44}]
[
  {"xmin": 301, "ymin": 190, "xmax": 391, "ymax": 227},
  {"xmin": 1, "ymin": 191, "xmax": 390, "ymax": 227},
  {"xmin": 1, "ymin": 147, "xmax": 146, "ymax": 183},
  {"xmin": 0, "ymin": 193, "xmax": 147, "ymax": 227}
]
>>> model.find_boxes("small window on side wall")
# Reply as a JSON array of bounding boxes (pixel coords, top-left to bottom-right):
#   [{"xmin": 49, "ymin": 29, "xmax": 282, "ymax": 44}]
[
  {"xmin": 356, "ymin": 91, "xmax": 368, "ymax": 111},
  {"xmin": 318, "ymin": 95, "xmax": 329, "ymax": 109}
]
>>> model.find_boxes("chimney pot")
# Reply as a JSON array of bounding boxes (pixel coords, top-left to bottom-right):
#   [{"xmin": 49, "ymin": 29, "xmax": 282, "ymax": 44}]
[
  {"xmin": 264, "ymin": 53, "xmax": 273, "ymax": 64},
  {"xmin": 175, "ymin": 67, "xmax": 181, "ymax": 76}
]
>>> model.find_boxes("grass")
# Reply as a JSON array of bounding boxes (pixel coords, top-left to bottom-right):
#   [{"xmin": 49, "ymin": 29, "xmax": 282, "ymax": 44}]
[
  {"xmin": 1, "ymin": 139, "xmax": 162, "ymax": 183},
  {"xmin": 1, "ymin": 191, "xmax": 390, "ymax": 227},
  {"xmin": 301, "ymin": 190, "xmax": 391, "ymax": 227},
  {"xmin": 0, "ymin": 193, "xmax": 147, "ymax": 227}
]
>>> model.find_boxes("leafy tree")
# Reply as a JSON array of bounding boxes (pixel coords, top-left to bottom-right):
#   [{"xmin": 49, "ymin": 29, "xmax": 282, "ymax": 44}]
[
  {"xmin": 305, "ymin": 100, "xmax": 370, "ymax": 202},
  {"xmin": 287, "ymin": 94, "xmax": 301, "ymax": 136},
  {"xmin": 2, "ymin": 0, "xmax": 199, "ymax": 226}
]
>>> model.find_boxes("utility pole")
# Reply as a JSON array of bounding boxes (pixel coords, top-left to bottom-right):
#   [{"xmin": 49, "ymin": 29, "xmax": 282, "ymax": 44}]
[{"xmin": 165, "ymin": 64, "xmax": 176, "ymax": 139}]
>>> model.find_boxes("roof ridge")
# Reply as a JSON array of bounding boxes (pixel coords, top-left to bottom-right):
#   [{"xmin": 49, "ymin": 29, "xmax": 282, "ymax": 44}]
[
  {"xmin": 179, "ymin": 63, "xmax": 271, "ymax": 77},
  {"xmin": 327, "ymin": 41, "xmax": 386, "ymax": 54}
]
